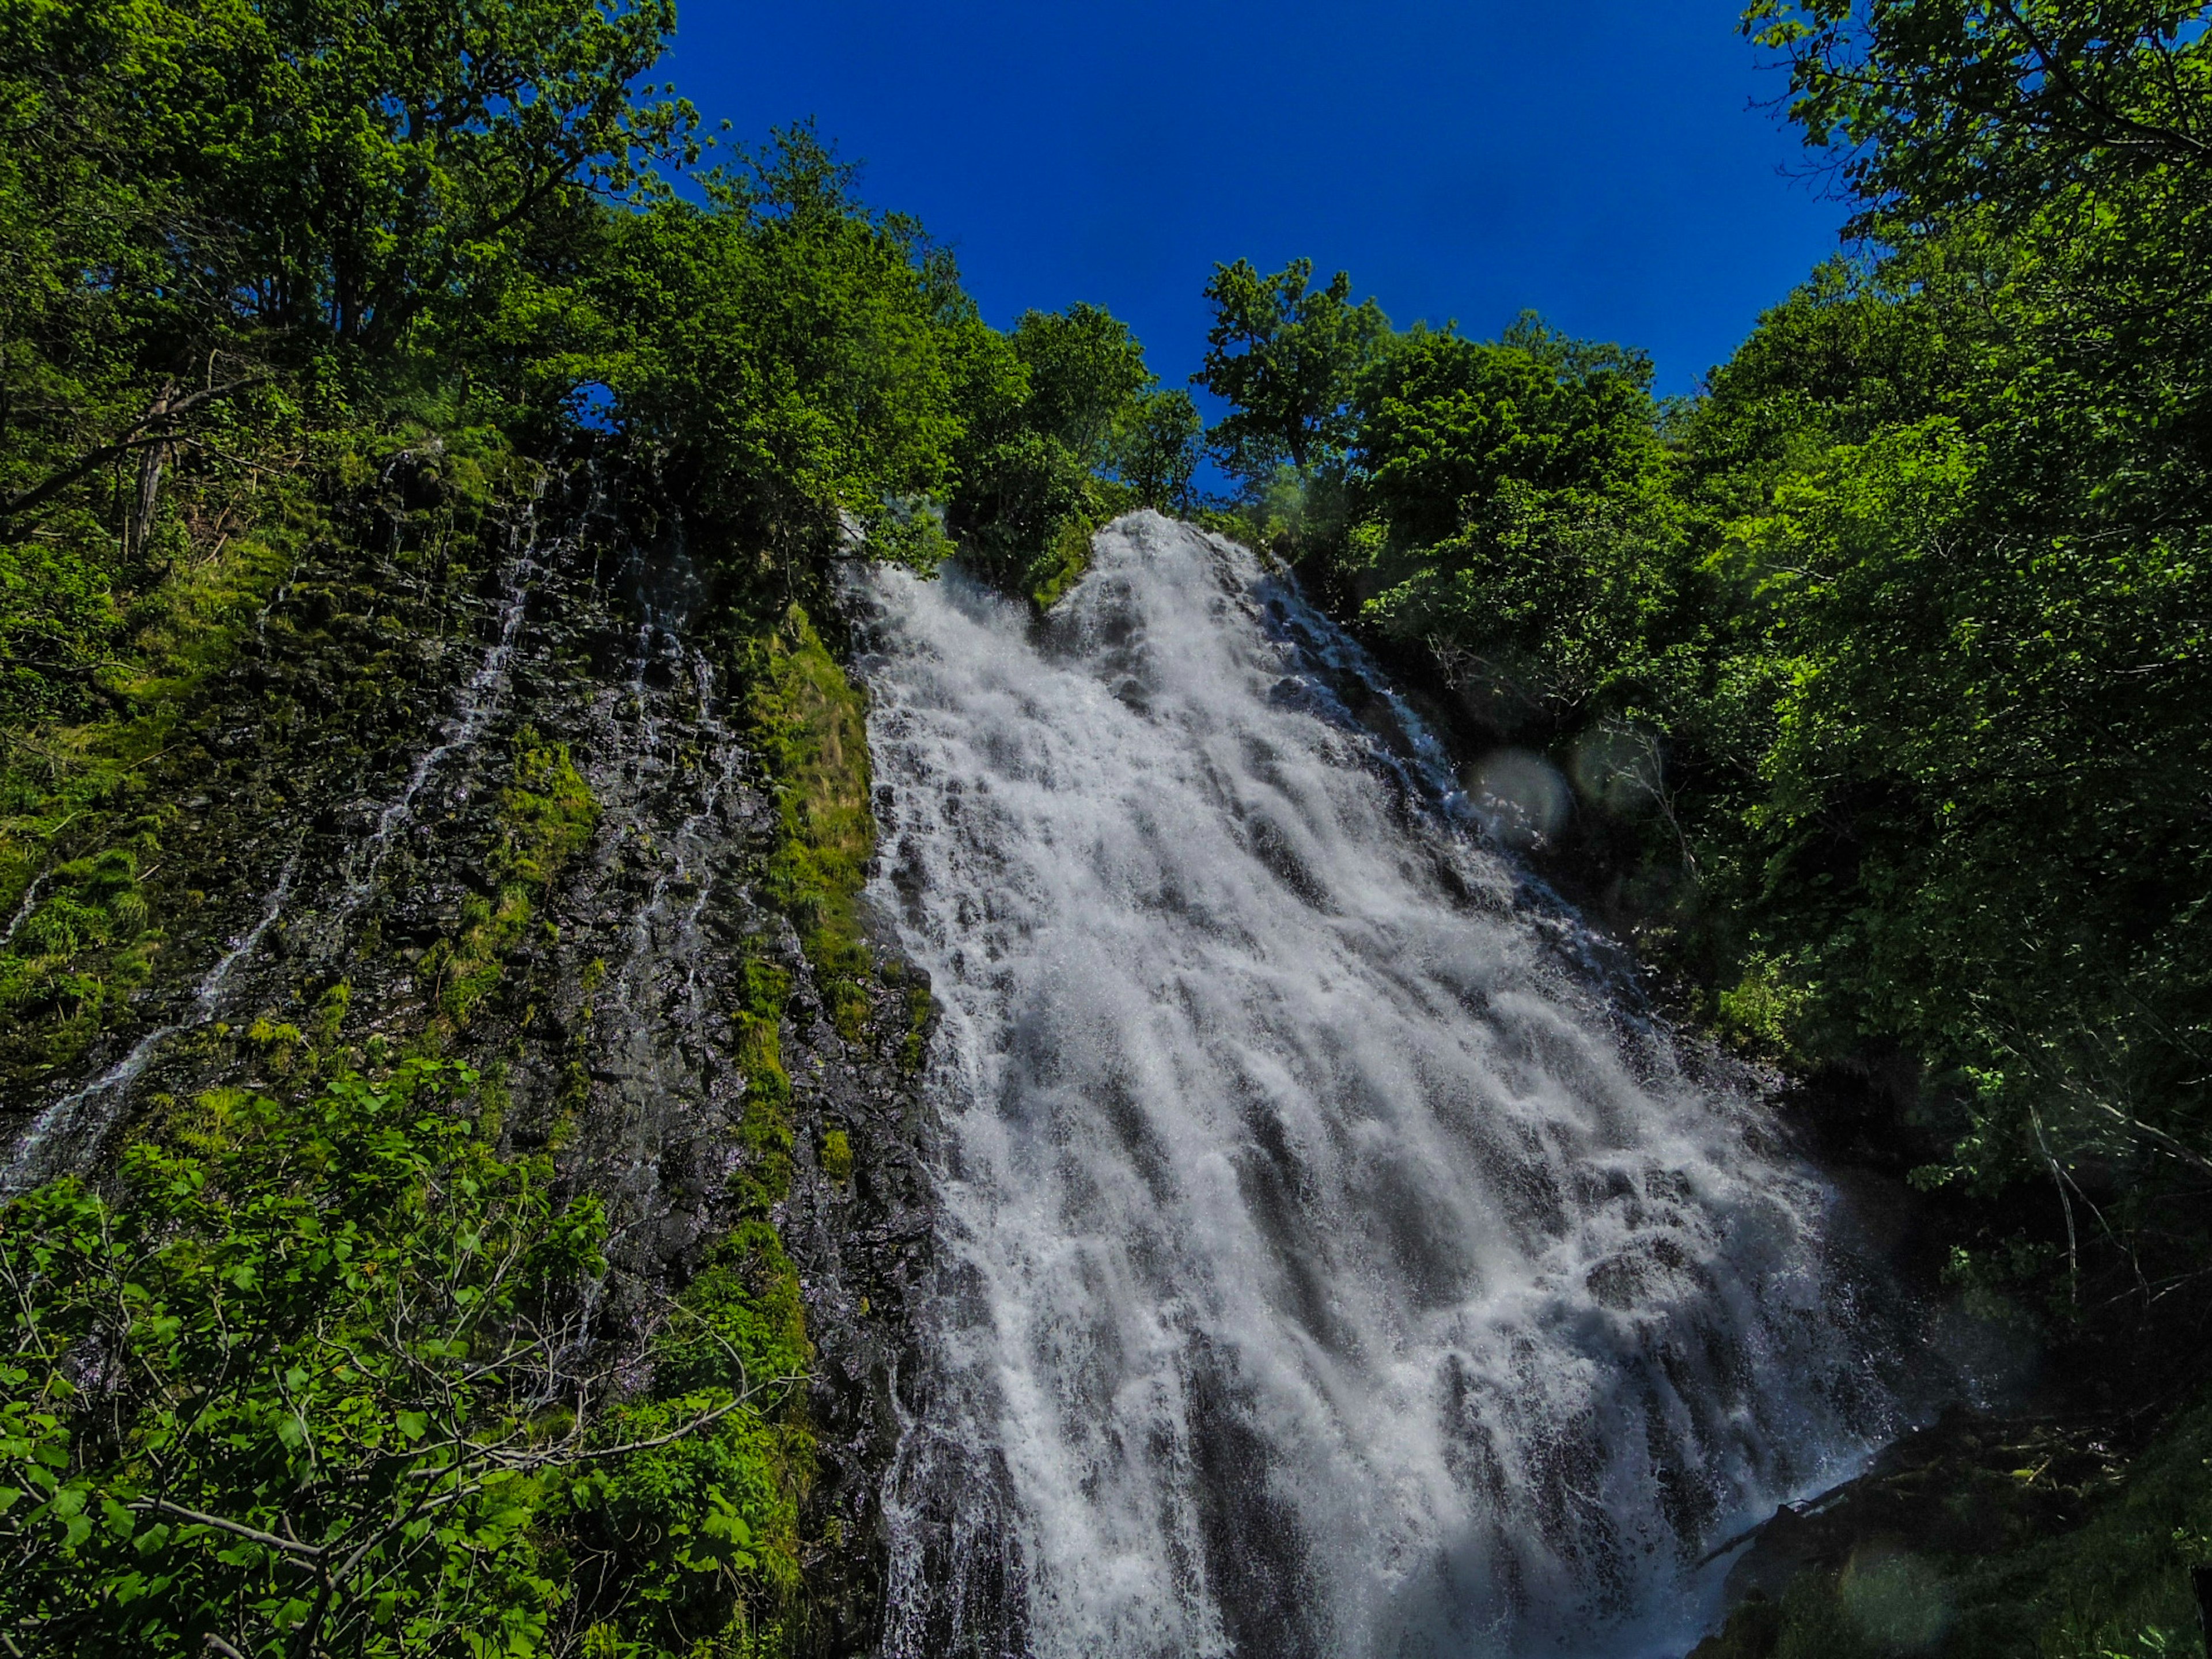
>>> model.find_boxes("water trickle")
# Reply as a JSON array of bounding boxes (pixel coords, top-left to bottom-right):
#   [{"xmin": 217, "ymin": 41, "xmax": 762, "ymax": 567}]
[
  {"xmin": 1, "ymin": 872, "xmax": 48, "ymax": 950},
  {"xmin": 859, "ymin": 516, "xmax": 1904, "ymax": 1658},
  {"xmin": 338, "ymin": 531, "xmax": 538, "ymax": 914},
  {"xmin": 3, "ymin": 853, "xmax": 299, "ymax": 1190},
  {"xmin": 582, "ymin": 552, "xmax": 758, "ymax": 1242}
]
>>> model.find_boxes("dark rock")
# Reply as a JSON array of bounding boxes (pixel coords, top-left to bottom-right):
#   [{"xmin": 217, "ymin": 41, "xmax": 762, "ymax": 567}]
[{"xmin": 2, "ymin": 457, "xmax": 935, "ymax": 1656}]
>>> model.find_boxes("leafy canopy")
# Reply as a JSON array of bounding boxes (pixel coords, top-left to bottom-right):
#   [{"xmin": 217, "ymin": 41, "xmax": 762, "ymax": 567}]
[{"xmin": 1196, "ymin": 257, "xmax": 1390, "ymax": 485}]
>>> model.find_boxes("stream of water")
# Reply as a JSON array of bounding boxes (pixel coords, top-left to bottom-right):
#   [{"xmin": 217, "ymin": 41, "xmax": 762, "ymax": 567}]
[
  {"xmin": 858, "ymin": 514, "xmax": 1906, "ymax": 1658},
  {"xmin": 2, "ymin": 854, "xmax": 297, "ymax": 1191},
  {"xmin": 3, "ymin": 510, "xmax": 543, "ymax": 1187}
]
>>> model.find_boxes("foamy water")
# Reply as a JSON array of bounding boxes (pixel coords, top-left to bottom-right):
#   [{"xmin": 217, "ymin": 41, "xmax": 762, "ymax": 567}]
[{"xmin": 858, "ymin": 514, "xmax": 1902, "ymax": 1657}]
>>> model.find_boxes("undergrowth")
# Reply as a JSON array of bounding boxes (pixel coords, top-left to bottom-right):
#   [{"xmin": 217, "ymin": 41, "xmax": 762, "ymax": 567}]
[{"xmin": 1698, "ymin": 1394, "xmax": 2212, "ymax": 1659}]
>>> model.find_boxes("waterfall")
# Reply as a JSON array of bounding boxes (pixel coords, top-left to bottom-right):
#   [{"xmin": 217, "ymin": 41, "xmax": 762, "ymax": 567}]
[
  {"xmin": 3, "ymin": 854, "xmax": 297, "ymax": 1190},
  {"xmin": 858, "ymin": 514, "xmax": 1903, "ymax": 1658}
]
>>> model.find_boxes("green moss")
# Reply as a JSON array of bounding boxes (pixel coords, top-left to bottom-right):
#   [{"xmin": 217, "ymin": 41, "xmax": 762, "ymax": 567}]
[
  {"xmin": 498, "ymin": 730, "xmax": 600, "ymax": 885},
  {"xmin": 311, "ymin": 979, "xmax": 351, "ymax": 1046},
  {"xmin": 820, "ymin": 1127, "xmax": 853, "ymax": 1186},
  {"xmin": 733, "ymin": 991, "xmax": 794, "ymax": 1215},
  {"xmin": 576, "ymin": 1031, "xmax": 817, "ymax": 1653},
  {"xmin": 0, "ymin": 845, "xmax": 160, "ymax": 1080},
  {"xmin": 1028, "ymin": 513, "xmax": 1098, "ymax": 608},
  {"xmin": 434, "ymin": 730, "xmax": 598, "ymax": 1029},
  {"xmin": 899, "ymin": 979, "xmax": 936, "ymax": 1076},
  {"xmin": 745, "ymin": 607, "xmax": 876, "ymax": 1039}
]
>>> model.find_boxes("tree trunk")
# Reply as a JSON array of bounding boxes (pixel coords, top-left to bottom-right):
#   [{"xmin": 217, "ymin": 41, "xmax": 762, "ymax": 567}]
[{"xmin": 128, "ymin": 380, "xmax": 177, "ymax": 560}]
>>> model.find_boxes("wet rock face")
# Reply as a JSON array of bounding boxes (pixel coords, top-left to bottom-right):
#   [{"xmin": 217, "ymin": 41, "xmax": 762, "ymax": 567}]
[
  {"xmin": 1685, "ymin": 1404, "xmax": 2137, "ymax": 1659},
  {"xmin": 1, "ymin": 457, "xmax": 933, "ymax": 1654},
  {"xmin": 779, "ymin": 950, "xmax": 938, "ymax": 1653}
]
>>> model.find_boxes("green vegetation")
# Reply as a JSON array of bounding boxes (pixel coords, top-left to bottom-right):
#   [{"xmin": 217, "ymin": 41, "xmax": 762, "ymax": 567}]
[
  {"xmin": 953, "ymin": 298, "xmax": 1203, "ymax": 603},
  {"xmin": 819, "ymin": 1128, "xmax": 853, "ymax": 1188},
  {"xmin": 430, "ymin": 732, "xmax": 600, "ymax": 1029},
  {"xmin": 745, "ymin": 607, "xmax": 878, "ymax": 1041},
  {"xmin": 0, "ymin": 1059, "xmax": 808, "ymax": 1657},
  {"xmin": 1200, "ymin": 257, "xmax": 1390, "ymax": 487}
]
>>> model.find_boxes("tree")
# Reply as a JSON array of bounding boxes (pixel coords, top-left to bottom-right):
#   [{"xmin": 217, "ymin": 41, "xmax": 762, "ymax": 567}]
[
  {"xmin": 1008, "ymin": 303, "xmax": 1150, "ymax": 469},
  {"xmin": 0, "ymin": 1060, "xmax": 805, "ymax": 1657},
  {"xmin": 1681, "ymin": 257, "xmax": 1971, "ymax": 517},
  {"xmin": 1353, "ymin": 324, "xmax": 1661, "ymax": 548},
  {"xmin": 0, "ymin": 0, "xmax": 702, "ymax": 654},
  {"xmin": 1342, "ymin": 325, "xmax": 1680, "ymax": 730},
  {"xmin": 1113, "ymin": 388, "xmax": 1203, "ymax": 510},
  {"xmin": 948, "ymin": 300, "xmax": 1182, "ymax": 596},
  {"xmin": 1722, "ymin": 7, "xmax": 2212, "ymax": 1215},
  {"xmin": 131, "ymin": 0, "xmax": 695, "ymax": 349},
  {"xmin": 588, "ymin": 128, "xmax": 979, "ymax": 583},
  {"xmin": 1196, "ymin": 258, "xmax": 1389, "ymax": 487},
  {"xmin": 1744, "ymin": 0, "xmax": 2212, "ymax": 236}
]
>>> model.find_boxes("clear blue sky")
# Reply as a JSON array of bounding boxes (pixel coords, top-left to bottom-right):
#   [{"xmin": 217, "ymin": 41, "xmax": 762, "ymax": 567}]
[{"xmin": 661, "ymin": 1, "xmax": 1845, "ymax": 402}]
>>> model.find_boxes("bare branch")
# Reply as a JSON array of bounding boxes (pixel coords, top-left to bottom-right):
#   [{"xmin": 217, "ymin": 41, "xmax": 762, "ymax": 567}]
[
  {"xmin": 0, "ymin": 377, "xmax": 267, "ymax": 523},
  {"xmin": 134, "ymin": 1499, "xmax": 324, "ymax": 1560}
]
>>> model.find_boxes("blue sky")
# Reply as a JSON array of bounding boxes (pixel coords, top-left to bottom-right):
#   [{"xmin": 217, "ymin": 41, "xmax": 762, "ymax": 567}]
[{"xmin": 662, "ymin": 2, "xmax": 1846, "ymax": 402}]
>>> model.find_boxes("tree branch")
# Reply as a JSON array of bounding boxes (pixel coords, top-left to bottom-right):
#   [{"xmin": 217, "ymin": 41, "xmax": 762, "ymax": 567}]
[
  {"xmin": 134, "ymin": 1499, "xmax": 324, "ymax": 1560},
  {"xmin": 0, "ymin": 378, "xmax": 266, "ymax": 523}
]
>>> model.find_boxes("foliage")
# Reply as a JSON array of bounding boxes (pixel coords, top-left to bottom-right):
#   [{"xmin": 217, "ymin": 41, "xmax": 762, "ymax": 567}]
[
  {"xmin": 0, "ymin": 1059, "xmax": 808, "ymax": 1657},
  {"xmin": 1692, "ymin": 1390, "xmax": 2212, "ymax": 1658},
  {"xmin": 949, "ymin": 299, "xmax": 1198, "ymax": 601},
  {"xmin": 1196, "ymin": 257, "xmax": 1390, "ymax": 486},
  {"xmin": 1707, "ymin": 0, "xmax": 2212, "ymax": 1287},
  {"xmin": 1341, "ymin": 321, "xmax": 1681, "ymax": 728},
  {"xmin": 1009, "ymin": 304, "xmax": 1150, "ymax": 471},
  {"xmin": 1744, "ymin": 0, "xmax": 2212, "ymax": 241},
  {"xmin": 1112, "ymin": 387, "xmax": 1205, "ymax": 512},
  {"xmin": 0, "ymin": 544, "xmax": 120, "ymax": 724},
  {"xmin": 0, "ymin": 0, "xmax": 695, "ymax": 535},
  {"xmin": 586, "ymin": 127, "xmax": 979, "ymax": 582}
]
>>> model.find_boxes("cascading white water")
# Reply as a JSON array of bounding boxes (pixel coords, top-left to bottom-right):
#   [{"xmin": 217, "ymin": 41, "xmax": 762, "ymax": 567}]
[{"xmin": 859, "ymin": 514, "xmax": 1903, "ymax": 1658}]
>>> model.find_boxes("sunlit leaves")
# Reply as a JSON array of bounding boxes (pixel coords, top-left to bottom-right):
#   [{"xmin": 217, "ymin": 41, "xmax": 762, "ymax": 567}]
[
  {"xmin": 1198, "ymin": 257, "xmax": 1391, "ymax": 485},
  {"xmin": 0, "ymin": 1059, "xmax": 801, "ymax": 1656}
]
